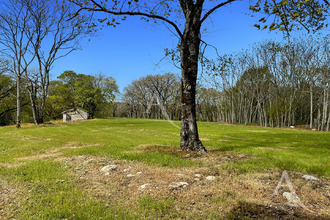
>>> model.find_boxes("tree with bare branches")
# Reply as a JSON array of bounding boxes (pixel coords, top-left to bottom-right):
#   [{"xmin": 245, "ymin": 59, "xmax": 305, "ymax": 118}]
[
  {"xmin": 24, "ymin": 0, "xmax": 92, "ymax": 125},
  {"xmin": 0, "ymin": 0, "xmax": 36, "ymax": 128}
]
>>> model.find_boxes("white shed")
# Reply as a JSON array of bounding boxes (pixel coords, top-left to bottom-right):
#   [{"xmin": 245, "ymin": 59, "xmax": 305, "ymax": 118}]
[{"xmin": 62, "ymin": 108, "xmax": 89, "ymax": 122}]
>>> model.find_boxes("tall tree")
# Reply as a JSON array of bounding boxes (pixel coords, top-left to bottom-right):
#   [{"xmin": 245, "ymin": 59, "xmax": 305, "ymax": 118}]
[
  {"xmin": 70, "ymin": 0, "xmax": 329, "ymax": 152},
  {"xmin": 24, "ymin": 0, "xmax": 92, "ymax": 125},
  {"xmin": 0, "ymin": 0, "xmax": 36, "ymax": 128}
]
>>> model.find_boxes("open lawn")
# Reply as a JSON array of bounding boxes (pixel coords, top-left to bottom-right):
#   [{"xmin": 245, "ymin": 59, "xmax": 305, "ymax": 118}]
[{"xmin": 0, "ymin": 118, "xmax": 329, "ymax": 219}]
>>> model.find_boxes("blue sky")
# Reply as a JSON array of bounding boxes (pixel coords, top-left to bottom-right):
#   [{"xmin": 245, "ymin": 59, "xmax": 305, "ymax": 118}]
[{"xmin": 50, "ymin": 2, "xmax": 326, "ymax": 93}]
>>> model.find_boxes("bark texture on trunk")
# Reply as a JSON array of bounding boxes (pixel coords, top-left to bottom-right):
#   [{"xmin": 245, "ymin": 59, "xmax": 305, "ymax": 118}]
[{"xmin": 179, "ymin": 4, "xmax": 207, "ymax": 153}]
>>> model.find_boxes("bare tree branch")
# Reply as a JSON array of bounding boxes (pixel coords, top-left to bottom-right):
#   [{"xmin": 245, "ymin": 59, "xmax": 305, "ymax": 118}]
[
  {"xmin": 71, "ymin": 0, "xmax": 183, "ymax": 39},
  {"xmin": 201, "ymin": 0, "xmax": 237, "ymax": 24}
]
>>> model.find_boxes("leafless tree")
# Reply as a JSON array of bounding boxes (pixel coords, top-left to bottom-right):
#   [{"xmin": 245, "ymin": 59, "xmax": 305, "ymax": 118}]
[
  {"xmin": 23, "ymin": 0, "xmax": 92, "ymax": 124},
  {"xmin": 0, "ymin": 0, "xmax": 36, "ymax": 128}
]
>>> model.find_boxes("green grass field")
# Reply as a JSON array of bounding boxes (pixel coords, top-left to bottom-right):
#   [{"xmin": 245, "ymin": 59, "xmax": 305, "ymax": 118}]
[{"xmin": 0, "ymin": 118, "xmax": 329, "ymax": 219}]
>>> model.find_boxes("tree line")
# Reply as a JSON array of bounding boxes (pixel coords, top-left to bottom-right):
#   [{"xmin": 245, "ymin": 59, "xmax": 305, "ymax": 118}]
[{"xmin": 116, "ymin": 37, "xmax": 329, "ymax": 131}]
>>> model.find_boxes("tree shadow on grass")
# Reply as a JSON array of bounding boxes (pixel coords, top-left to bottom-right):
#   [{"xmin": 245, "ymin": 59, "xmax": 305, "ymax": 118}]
[{"xmin": 225, "ymin": 201, "xmax": 328, "ymax": 220}]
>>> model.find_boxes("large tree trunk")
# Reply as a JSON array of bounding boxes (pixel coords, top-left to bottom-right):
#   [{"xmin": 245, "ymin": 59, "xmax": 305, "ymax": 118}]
[{"xmin": 179, "ymin": 6, "xmax": 207, "ymax": 153}]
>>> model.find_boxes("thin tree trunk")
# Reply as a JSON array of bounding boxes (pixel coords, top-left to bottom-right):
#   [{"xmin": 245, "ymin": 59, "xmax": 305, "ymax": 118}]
[
  {"xmin": 310, "ymin": 84, "xmax": 313, "ymax": 129},
  {"xmin": 28, "ymin": 90, "xmax": 38, "ymax": 125},
  {"xmin": 16, "ymin": 76, "xmax": 21, "ymax": 128},
  {"xmin": 321, "ymin": 85, "xmax": 328, "ymax": 131},
  {"xmin": 326, "ymin": 111, "xmax": 330, "ymax": 132}
]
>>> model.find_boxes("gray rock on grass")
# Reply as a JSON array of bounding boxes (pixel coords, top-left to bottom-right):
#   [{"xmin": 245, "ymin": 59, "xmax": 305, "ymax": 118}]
[
  {"xmin": 169, "ymin": 182, "xmax": 189, "ymax": 189},
  {"xmin": 206, "ymin": 176, "xmax": 216, "ymax": 181},
  {"xmin": 100, "ymin": 165, "xmax": 118, "ymax": 174},
  {"xmin": 302, "ymin": 175, "xmax": 319, "ymax": 181}
]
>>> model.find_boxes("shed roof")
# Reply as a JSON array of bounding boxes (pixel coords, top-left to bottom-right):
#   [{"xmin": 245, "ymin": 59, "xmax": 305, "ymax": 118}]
[{"xmin": 62, "ymin": 108, "xmax": 87, "ymax": 114}]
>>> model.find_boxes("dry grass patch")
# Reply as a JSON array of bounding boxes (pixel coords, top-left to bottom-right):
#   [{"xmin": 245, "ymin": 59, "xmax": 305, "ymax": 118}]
[
  {"xmin": 16, "ymin": 152, "xmax": 61, "ymax": 161},
  {"xmin": 258, "ymin": 147, "xmax": 284, "ymax": 151},
  {"xmin": 61, "ymin": 155, "xmax": 329, "ymax": 219},
  {"xmin": 192, "ymin": 150, "xmax": 253, "ymax": 165},
  {"xmin": 61, "ymin": 142, "xmax": 101, "ymax": 150},
  {"xmin": 248, "ymin": 130, "xmax": 270, "ymax": 133},
  {"xmin": 2, "ymin": 153, "xmax": 328, "ymax": 219},
  {"xmin": 218, "ymin": 139, "xmax": 230, "ymax": 142},
  {"xmin": 0, "ymin": 178, "xmax": 27, "ymax": 219},
  {"xmin": 14, "ymin": 143, "xmax": 101, "ymax": 161},
  {"xmin": 138, "ymin": 145, "xmax": 203, "ymax": 159}
]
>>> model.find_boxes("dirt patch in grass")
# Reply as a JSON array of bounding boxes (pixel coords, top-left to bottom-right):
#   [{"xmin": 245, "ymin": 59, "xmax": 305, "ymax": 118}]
[
  {"xmin": 137, "ymin": 145, "xmax": 253, "ymax": 165},
  {"xmin": 16, "ymin": 152, "xmax": 61, "ymax": 161},
  {"xmin": 21, "ymin": 136, "xmax": 43, "ymax": 140},
  {"xmin": 62, "ymin": 155, "xmax": 329, "ymax": 219},
  {"xmin": 138, "ymin": 145, "xmax": 202, "ymax": 159},
  {"xmin": 0, "ymin": 163, "xmax": 23, "ymax": 168},
  {"xmin": 218, "ymin": 139, "xmax": 230, "ymax": 142},
  {"xmin": 248, "ymin": 130, "xmax": 269, "ymax": 133},
  {"xmin": 225, "ymin": 201, "xmax": 328, "ymax": 219},
  {"xmin": 193, "ymin": 151, "xmax": 253, "ymax": 165},
  {"xmin": 61, "ymin": 142, "xmax": 101, "ymax": 149},
  {"xmin": 259, "ymin": 147, "xmax": 284, "ymax": 151},
  {"xmin": 280, "ymin": 146, "xmax": 294, "ymax": 149},
  {"xmin": 14, "ymin": 143, "xmax": 101, "ymax": 161},
  {"xmin": 1, "ymin": 153, "xmax": 329, "ymax": 219}
]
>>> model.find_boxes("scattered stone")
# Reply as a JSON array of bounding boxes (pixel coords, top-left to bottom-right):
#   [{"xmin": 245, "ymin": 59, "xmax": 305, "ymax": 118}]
[
  {"xmin": 123, "ymin": 166, "xmax": 132, "ymax": 172},
  {"xmin": 169, "ymin": 182, "xmax": 189, "ymax": 189},
  {"xmin": 139, "ymin": 183, "xmax": 150, "ymax": 190},
  {"xmin": 100, "ymin": 165, "xmax": 118, "ymax": 173},
  {"xmin": 127, "ymin": 174, "xmax": 134, "ymax": 177},
  {"xmin": 302, "ymin": 175, "xmax": 319, "ymax": 181},
  {"xmin": 194, "ymin": 174, "xmax": 201, "ymax": 178},
  {"xmin": 283, "ymin": 192, "xmax": 299, "ymax": 206},
  {"xmin": 206, "ymin": 176, "xmax": 216, "ymax": 181},
  {"xmin": 290, "ymin": 126, "xmax": 295, "ymax": 129},
  {"xmin": 136, "ymin": 171, "xmax": 142, "ymax": 175},
  {"xmin": 194, "ymin": 178, "xmax": 200, "ymax": 181}
]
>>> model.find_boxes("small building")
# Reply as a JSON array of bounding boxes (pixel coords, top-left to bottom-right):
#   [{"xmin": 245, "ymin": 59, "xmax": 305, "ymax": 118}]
[{"xmin": 62, "ymin": 108, "xmax": 89, "ymax": 122}]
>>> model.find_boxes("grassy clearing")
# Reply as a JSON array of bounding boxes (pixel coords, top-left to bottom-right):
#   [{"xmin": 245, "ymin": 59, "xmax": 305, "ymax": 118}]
[{"xmin": 0, "ymin": 118, "xmax": 329, "ymax": 219}]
